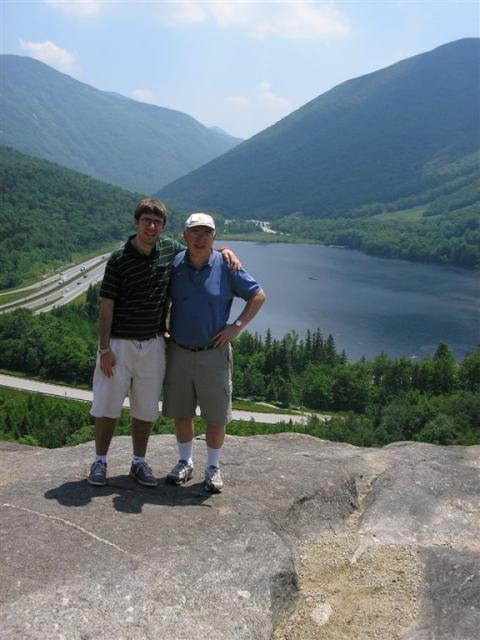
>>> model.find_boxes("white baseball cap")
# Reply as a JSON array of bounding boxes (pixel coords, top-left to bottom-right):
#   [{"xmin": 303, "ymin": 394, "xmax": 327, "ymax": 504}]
[{"xmin": 184, "ymin": 212, "xmax": 215, "ymax": 230}]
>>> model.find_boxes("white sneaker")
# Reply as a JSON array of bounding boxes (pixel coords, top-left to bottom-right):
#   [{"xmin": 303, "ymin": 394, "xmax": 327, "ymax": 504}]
[
  {"xmin": 204, "ymin": 466, "xmax": 223, "ymax": 493},
  {"xmin": 166, "ymin": 460, "xmax": 194, "ymax": 485}
]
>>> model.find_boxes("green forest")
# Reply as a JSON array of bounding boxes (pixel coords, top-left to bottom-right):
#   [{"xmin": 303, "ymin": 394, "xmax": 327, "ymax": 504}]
[
  {"xmin": 0, "ymin": 147, "xmax": 202, "ymax": 291},
  {"xmin": 0, "ymin": 146, "xmax": 141, "ymax": 289},
  {"xmin": 0, "ymin": 287, "xmax": 478, "ymax": 449},
  {"xmin": 270, "ymin": 154, "xmax": 480, "ymax": 269},
  {"xmin": 273, "ymin": 204, "xmax": 479, "ymax": 269}
]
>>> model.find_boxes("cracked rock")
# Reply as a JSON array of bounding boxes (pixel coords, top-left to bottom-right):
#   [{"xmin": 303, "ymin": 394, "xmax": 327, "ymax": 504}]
[{"xmin": 1, "ymin": 435, "xmax": 479, "ymax": 640}]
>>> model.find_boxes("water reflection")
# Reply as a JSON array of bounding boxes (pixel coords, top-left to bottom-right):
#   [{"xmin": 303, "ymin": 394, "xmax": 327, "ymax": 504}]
[{"xmin": 225, "ymin": 242, "xmax": 479, "ymax": 361}]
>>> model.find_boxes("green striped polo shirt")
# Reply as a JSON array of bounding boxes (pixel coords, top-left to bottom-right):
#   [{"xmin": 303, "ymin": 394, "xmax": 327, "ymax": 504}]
[{"xmin": 100, "ymin": 234, "xmax": 184, "ymax": 340}]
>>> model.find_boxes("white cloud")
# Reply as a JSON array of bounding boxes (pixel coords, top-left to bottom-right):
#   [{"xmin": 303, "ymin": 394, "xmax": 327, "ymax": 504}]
[
  {"xmin": 258, "ymin": 81, "xmax": 290, "ymax": 109},
  {"xmin": 226, "ymin": 95, "xmax": 251, "ymax": 107},
  {"xmin": 161, "ymin": 1, "xmax": 349, "ymax": 40},
  {"xmin": 43, "ymin": 0, "xmax": 105, "ymax": 16},
  {"xmin": 207, "ymin": 2, "xmax": 252, "ymax": 27},
  {"xmin": 221, "ymin": 81, "xmax": 292, "ymax": 137},
  {"xmin": 252, "ymin": 1, "xmax": 350, "ymax": 40},
  {"xmin": 163, "ymin": 1, "xmax": 207, "ymax": 25},
  {"xmin": 160, "ymin": 1, "xmax": 252, "ymax": 29},
  {"xmin": 19, "ymin": 39, "xmax": 76, "ymax": 72},
  {"xmin": 226, "ymin": 82, "xmax": 290, "ymax": 112},
  {"xmin": 132, "ymin": 89, "xmax": 156, "ymax": 103}
]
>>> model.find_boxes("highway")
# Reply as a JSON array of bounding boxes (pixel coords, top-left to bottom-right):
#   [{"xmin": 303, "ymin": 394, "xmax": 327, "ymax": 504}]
[
  {"xmin": 0, "ymin": 373, "xmax": 317, "ymax": 425},
  {"xmin": 0, "ymin": 253, "xmax": 109, "ymax": 315}
]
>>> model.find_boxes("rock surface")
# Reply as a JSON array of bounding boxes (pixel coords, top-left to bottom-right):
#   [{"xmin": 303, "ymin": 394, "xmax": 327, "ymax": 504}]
[{"xmin": 0, "ymin": 435, "xmax": 479, "ymax": 640}]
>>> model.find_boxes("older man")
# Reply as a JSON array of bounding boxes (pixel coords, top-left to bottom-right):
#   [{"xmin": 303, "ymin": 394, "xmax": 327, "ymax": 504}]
[{"xmin": 163, "ymin": 213, "xmax": 265, "ymax": 492}]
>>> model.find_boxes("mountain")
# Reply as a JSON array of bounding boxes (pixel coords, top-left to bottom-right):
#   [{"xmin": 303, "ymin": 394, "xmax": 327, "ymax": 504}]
[
  {"xmin": 103, "ymin": 91, "xmax": 134, "ymax": 102},
  {"xmin": 158, "ymin": 39, "xmax": 480, "ymax": 219},
  {"xmin": 209, "ymin": 126, "xmax": 244, "ymax": 146},
  {"xmin": 0, "ymin": 55, "xmax": 238, "ymax": 193},
  {"xmin": 0, "ymin": 146, "xmax": 177, "ymax": 289}
]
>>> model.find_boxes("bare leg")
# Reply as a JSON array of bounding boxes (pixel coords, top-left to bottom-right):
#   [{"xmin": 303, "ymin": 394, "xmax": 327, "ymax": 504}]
[
  {"xmin": 206, "ymin": 424, "xmax": 225, "ymax": 449},
  {"xmin": 94, "ymin": 417, "xmax": 116, "ymax": 455},
  {"xmin": 174, "ymin": 417, "xmax": 195, "ymax": 443},
  {"xmin": 131, "ymin": 417, "xmax": 152, "ymax": 457}
]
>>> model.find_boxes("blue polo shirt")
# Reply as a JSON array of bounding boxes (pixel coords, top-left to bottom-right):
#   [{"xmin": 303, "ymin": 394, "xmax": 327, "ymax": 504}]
[{"xmin": 168, "ymin": 250, "xmax": 261, "ymax": 347}]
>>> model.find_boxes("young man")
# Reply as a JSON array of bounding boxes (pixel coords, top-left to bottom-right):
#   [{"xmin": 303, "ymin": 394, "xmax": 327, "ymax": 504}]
[
  {"xmin": 163, "ymin": 213, "xmax": 265, "ymax": 493},
  {"xmin": 88, "ymin": 200, "xmax": 238, "ymax": 487}
]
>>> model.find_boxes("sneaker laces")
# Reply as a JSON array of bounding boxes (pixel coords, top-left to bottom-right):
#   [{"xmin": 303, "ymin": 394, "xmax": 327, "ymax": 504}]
[
  {"xmin": 206, "ymin": 466, "xmax": 221, "ymax": 481},
  {"xmin": 91, "ymin": 461, "xmax": 105, "ymax": 473},
  {"xmin": 136, "ymin": 461, "xmax": 154, "ymax": 478},
  {"xmin": 172, "ymin": 460, "xmax": 190, "ymax": 475}
]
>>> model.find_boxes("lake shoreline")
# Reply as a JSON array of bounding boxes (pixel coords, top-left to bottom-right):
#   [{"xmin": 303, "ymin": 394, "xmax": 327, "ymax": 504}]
[
  {"xmin": 218, "ymin": 233, "xmax": 479, "ymax": 271},
  {"xmin": 223, "ymin": 241, "xmax": 479, "ymax": 362}
]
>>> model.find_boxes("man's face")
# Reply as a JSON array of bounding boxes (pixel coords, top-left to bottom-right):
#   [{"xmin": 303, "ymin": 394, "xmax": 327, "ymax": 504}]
[
  {"xmin": 134, "ymin": 213, "xmax": 165, "ymax": 247},
  {"xmin": 183, "ymin": 226, "xmax": 216, "ymax": 254}
]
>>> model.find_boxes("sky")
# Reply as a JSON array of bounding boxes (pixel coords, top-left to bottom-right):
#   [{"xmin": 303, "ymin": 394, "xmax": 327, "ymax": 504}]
[{"xmin": 2, "ymin": 1, "xmax": 479, "ymax": 139}]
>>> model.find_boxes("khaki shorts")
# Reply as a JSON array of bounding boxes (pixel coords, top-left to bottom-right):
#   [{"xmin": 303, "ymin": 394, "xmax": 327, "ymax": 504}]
[
  {"xmin": 162, "ymin": 341, "xmax": 233, "ymax": 426},
  {"xmin": 90, "ymin": 336, "xmax": 166, "ymax": 422}
]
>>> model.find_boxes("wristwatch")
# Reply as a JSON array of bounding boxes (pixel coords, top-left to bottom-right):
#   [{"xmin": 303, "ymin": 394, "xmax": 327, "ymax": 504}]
[
  {"xmin": 98, "ymin": 347, "xmax": 110, "ymax": 356},
  {"xmin": 234, "ymin": 320, "xmax": 243, "ymax": 328}
]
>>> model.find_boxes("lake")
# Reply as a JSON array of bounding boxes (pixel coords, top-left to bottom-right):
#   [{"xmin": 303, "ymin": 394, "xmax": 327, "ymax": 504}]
[{"xmin": 225, "ymin": 241, "xmax": 479, "ymax": 362}]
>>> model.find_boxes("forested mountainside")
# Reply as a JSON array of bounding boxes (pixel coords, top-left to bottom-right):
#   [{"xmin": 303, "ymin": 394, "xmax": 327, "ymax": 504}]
[
  {"xmin": 159, "ymin": 39, "xmax": 479, "ymax": 221},
  {"xmin": 1, "ymin": 55, "xmax": 238, "ymax": 193},
  {"xmin": 2, "ymin": 148, "xmax": 140, "ymax": 288}
]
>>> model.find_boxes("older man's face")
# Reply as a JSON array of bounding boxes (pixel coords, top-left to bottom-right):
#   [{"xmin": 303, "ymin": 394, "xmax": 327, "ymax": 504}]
[{"xmin": 183, "ymin": 226, "xmax": 216, "ymax": 254}]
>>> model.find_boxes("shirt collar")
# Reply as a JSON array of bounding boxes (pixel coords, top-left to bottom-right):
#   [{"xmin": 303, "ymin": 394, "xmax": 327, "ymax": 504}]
[
  {"xmin": 185, "ymin": 249, "xmax": 215, "ymax": 269},
  {"xmin": 125, "ymin": 234, "xmax": 159, "ymax": 257}
]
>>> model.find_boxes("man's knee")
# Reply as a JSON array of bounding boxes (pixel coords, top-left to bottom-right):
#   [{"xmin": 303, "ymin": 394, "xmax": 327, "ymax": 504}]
[
  {"xmin": 95, "ymin": 417, "xmax": 117, "ymax": 429},
  {"xmin": 131, "ymin": 418, "xmax": 152, "ymax": 430}
]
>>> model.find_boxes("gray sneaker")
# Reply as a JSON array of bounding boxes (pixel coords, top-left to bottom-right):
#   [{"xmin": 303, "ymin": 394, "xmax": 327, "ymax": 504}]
[
  {"xmin": 88, "ymin": 461, "xmax": 107, "ymax": 486},
  {"xmin": 204, "ymin": 466, "xmax": 223, "ymax": 493},
  {"xmin": 166, "ymin": 460, "xmax": 194, "ymax": 485},
  {"xmin": 129, "ymin": 462, "xmax": 158, "ymax": 487}
]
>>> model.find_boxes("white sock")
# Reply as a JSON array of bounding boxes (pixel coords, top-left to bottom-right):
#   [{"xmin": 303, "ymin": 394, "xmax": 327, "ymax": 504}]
[
  {"xmin": 178, "ymin": 440, "xmax": 193, "ymax": 466},
  {"xmin": 207, "ymin": 446, "xmax": 222, "ymax": 469},
  {"xmin": 95, "ymin": 454, "xmax": 107, "ymax": 464},
  {"xmin": 132, "ymin": 455, "xmax": 145, "ymax": 466}
]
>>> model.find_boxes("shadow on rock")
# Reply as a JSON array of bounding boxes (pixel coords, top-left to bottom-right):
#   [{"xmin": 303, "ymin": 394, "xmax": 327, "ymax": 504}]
[{"xmin": 44, "ymin": 475, "xmax": 213, "ymax": 513}]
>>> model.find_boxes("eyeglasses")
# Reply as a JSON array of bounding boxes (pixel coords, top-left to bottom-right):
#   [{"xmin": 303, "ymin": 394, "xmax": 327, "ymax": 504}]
[{"xmin": 139, "ymin": 217, "xmax": 163, "ymax": 228}]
